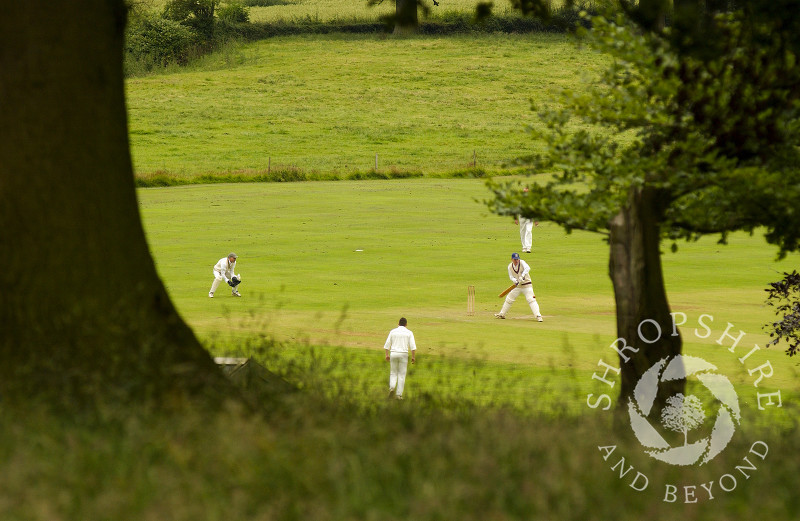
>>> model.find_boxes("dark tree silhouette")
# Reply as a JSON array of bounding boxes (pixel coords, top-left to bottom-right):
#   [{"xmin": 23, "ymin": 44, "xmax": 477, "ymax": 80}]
[
  {"xmin": 765, "ymin": 271, "xmax": 800, "ymax": 356},
  {"xmin": 0, "ymin": 0, "xmax": 228, "ymax": 408}
]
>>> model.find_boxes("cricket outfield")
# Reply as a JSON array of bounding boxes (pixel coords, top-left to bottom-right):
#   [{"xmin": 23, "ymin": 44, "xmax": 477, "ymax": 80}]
[{"xmin": 138, "ymin": 178, "xmax": 799, "ymax": 411}]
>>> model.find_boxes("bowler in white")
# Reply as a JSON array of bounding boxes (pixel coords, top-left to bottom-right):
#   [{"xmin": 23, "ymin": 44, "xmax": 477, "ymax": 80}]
[{"xmin": 384, "ymin": 317, "xmax": 417, "ymax": 400}]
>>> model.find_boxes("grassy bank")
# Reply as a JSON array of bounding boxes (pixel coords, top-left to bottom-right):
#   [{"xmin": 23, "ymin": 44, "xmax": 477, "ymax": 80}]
[{"xmin": 126, "ymin": 33, "xmax": 603, "ymax": 178}]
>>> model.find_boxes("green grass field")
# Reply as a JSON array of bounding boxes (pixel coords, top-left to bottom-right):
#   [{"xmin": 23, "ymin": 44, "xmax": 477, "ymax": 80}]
[
  {"xmin": 138, "ymin": 178, "xmax": 800, "ymax": 414},
  {"xmin": 126, "ymin": 33, "xmax": 603, "ymax": 177}
]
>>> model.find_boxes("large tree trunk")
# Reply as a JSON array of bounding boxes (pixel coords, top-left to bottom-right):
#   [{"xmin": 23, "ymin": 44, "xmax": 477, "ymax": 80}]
[
  {"xmin": 608, "ymin": 186, "xmax": 683, "ymax": 415},
  {"xmin": 394, "ymin": 0, "xmax": 419, "ymax": 34},
  {"xmin": 0, "ymin": 1, "xmax": 227, "ymax": 407}
]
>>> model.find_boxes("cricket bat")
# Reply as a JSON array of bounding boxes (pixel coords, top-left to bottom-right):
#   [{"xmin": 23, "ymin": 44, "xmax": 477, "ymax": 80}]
[{"xmin": 498, "ymin": 284, "xmax": 517, "ymax": 298}]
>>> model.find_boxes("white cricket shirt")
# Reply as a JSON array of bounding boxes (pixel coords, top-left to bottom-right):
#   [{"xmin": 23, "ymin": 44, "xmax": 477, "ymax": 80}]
[
  {"xmin": 508, "ymin": 259, "xmax": 532, "ymax": 285},
  {"xmin": 383, "ymin": 326, "xmax": 417, "ymax": 354},
  {"xmin": 213, "ymin": 257, "xmax": 236, "ymax": 281}
]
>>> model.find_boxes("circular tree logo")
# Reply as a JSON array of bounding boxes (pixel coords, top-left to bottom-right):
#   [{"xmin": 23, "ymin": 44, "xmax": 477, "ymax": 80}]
[{"xmin": 628, "ymin": 355, "xmax": 741, "ymax": 466}]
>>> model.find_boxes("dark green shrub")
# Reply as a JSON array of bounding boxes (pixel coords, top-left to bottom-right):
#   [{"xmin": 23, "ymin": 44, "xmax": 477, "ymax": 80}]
[
  {"xmin": 243, "ymin": 0, "xmax": 293, "ymax": 6},
  {"xmin": 125, "ymin": 14, "xmax": 198, "ymax": 70},
  {"xmin": 163, "ymin": 0, "xmax": 218, "ymax": 40},
  {"xmin": 218, "ymin": 2, "xmax": 250, "ymax": 23}
]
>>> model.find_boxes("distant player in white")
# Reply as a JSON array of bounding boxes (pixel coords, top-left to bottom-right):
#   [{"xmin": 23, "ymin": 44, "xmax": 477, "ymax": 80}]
[
  {"xmin": 515, "ymin": 215, "xmax": 538, "ymax": 254},
  {"xmin": 209, "ymin": 253, "xmax": 242, "ymax": 298},
  {"xmin": 495, "ymin": 252, "xmax": 543, "ymax": 321},
  {"xmin": 514, "ymin": 188, "xmax": 538, "ymax": 253},
  {"xmin": 384, "ymin": 317, "xmax": 417, "ymax": 400}
]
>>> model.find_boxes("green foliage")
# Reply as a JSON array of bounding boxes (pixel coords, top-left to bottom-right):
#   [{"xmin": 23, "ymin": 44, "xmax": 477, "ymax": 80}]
[
  {"xmin": 242, "ymin": 0, "xmax": 291, "ymax": 6},
  {"xmin": 419, "ymin": 6, "xmax": 592, "ymax": 34},
  {"xmin": 217, "ymin": 1, "xmax": 250, "ymax": 23},
  {"xmin": 133, "ymin": 168, "xmax": 432, "ymax": 186},
  {"xmin": 765, "ymin": 270, "xmax": 800, "ymax": 356},
  {"xmin": 487, "ymin": 6, "xmax": 800, "ymax": 256},
  {"xmin": 163, "ymin": 0, "xmax": 218, "ymax": 39},
  {"xmin": 346, "ymin": 170, "xmax": 423, "ymax": 180},
  {"xmin": 125, "ymin": 13, "xmax": 199, "ymax": 72},
  {"xmin": 135, "ymin": 169, "xmax": 334, "ymax": 187},
  {"xmin": 508, "ymin": 0, "xmax": 561, "ymax": 19},
  {"xmin": 163, "ymin": 0, "xmax": 218, "ymax": 20}
]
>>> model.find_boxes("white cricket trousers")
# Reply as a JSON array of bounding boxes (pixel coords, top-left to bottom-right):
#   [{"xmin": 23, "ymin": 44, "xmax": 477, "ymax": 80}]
[
  {"xmin": 499, "ymin": 284, "xmax": 541, "ymax": 317},
  {"xmin": 389, "ymin": 352, "xmax": 409, "ymax": 398},
  {"xmin": 211, "ymin": 272, "xmax": 223, "ymax": 293},
  {"xmin": 209, "ymin": 273, "xmax": 229, "ymax": 295},
  {"xmin": 519, "ymin": 218, "xmax": 533, "ymax": 251}
]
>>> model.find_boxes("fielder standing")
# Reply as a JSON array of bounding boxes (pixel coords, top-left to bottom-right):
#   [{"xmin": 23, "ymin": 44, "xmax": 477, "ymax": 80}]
[
  {"xmin": 495, "ymin": 252, "xmax": 543, "ymax": 321},
  {"xmin": 209, "ymin": 253, "xmax": 242, "ymax": 298},
  {"xmin": 515, "ymin": 215, "xmax": 538, "ymax": 254},
  {"xmin": 514, "ymin": 188, "xmax": 538, "ymax": 253},
  {"xmin": 384, "ymin": 317, "xmax": 417, "ymax": 400}
]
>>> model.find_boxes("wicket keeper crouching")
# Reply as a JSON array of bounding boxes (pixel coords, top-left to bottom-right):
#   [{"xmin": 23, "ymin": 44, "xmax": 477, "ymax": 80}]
[{"xmin": 209, "ymin": 252, "xmax": 242, "ymax": 298}]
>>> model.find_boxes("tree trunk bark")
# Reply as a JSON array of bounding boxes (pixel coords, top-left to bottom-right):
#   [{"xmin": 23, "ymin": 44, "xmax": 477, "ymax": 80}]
[
  {"xmin": 608, "ymin": 186, "xmax": 683, "ymax": 416},
  {"xmin": 0, "ymin": 1, "xmax": 227, "ymax": 408},
  {"xmin": 394, "ymin": 0, "xmax": 419, "ymax": 35}
]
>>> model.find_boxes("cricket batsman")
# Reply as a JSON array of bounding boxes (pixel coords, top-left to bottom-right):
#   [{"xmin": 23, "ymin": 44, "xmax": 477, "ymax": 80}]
[
  {"xmin": 495, "ymin": 252, "xmax": 543, "ymax": 321},
  {"xmin": 209, "ymin": 252, "xmax": 242, "ymax": 298}
]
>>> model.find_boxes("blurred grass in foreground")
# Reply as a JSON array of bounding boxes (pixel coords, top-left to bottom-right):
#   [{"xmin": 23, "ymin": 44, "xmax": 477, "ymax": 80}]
[{"xmin": 2, "ymin": 349, "xmax": 797, "ymax": 521}]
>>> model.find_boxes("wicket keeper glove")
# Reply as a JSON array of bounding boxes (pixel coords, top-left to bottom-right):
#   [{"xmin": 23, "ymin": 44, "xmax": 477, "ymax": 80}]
[
  {"xmin": 231, "ymin": 276, "xmax": 241, "ymax": 287},
  {"xmin": 227, "ymin": 279, "xmax": 234, "ymax": 287}
]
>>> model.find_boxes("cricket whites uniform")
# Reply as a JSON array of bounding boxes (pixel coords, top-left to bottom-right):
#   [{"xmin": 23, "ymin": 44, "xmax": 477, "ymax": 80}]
[
  {"xmin": 497, "ymin": 258, "xmax": 543, "ymax": 321},
  {"xmin": 209, "ymin": 256, "xmax": 239, "ymax": 297},
  {"xmin": 384, "ymin": 325, "xmax": 417, "ymax": 399},
  {"xmin": 518, "ymin": 216, "xmax": 534, "ymax": 253}
]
